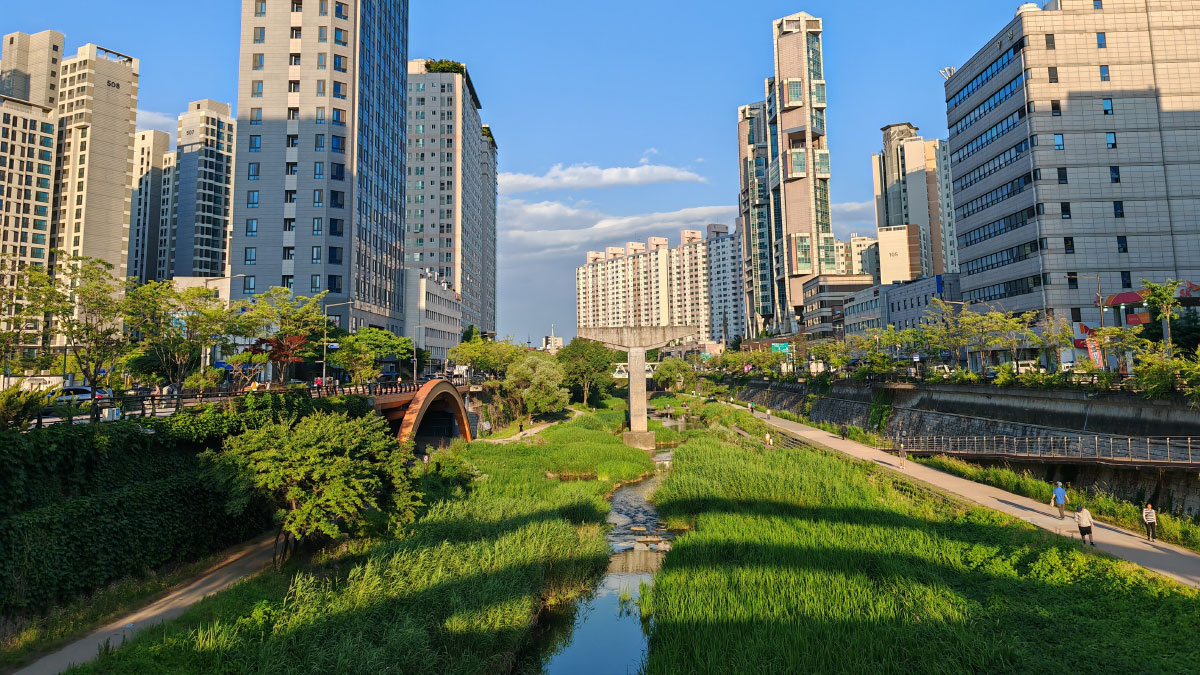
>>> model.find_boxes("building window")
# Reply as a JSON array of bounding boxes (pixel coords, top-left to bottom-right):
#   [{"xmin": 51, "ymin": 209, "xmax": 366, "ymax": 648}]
[
  {"xmin": 319, "ymin": 0, "xmax": 328, "ymax": 15},
  {"xmin": 331, "ymin": 163, "xmax": 345, "ymax": 180},
  {"xmin": 254, "ymin": 0, "xmax": 266, "ymax": 16},
  {"xmin": 286, "ymin": 134, "xmax": 299, "ymax": 147},
  {"xmin": 285, "ymin": 190, "xmax": 297, "ymax": 203},
  {"xmin": 244, "ymin": 247, "xmax": 257, "ymax": 265},
  {"xmin": 1045, "ymin": 34, "xmax": 1055, "ymax": 49},
  {"xmin": 283, "ymin": 246, "xmax": 295, "ymax": 260},
  {"xmin": 287, "ymin": 107, "xmax": 300, "ymax": 120},
  {"xmin": 1110, "ymin": 166, "xmax": 1120, "ymax": 183},
  {"xmin": 328, "ymin": 246, "xmax": 343, "ymax": 264},
  {"xmin": 1051, "ymin": 100, "xmax": 1061, "ymax": 116},
  {"xmin": 315, "ymin": 134, "xmax": 325, "ymax": 151},
  {"xmin": 252, "ymin": 53, "xmax": 264, "ymax": 70},
  {"xmin": 311, "ymin": 246, "xmax": 322, "ymax": 263},
  {"xmin": 1060, "ymin": 202, "xmax": 1071, "ymax": 219},
  {"xmin": 1121, "ymin": 271, "xmax": 1132, "ymax": 288},
  {"xmin": 246, "ymin": 190, "xmax": 260, "ymax": 208},
  {"xmin": 290, "ymin": 27, "xmax": 302, "ymax": 39},
  {"xmin": 313, "ymin": 217, "xmax": 324, "ymax": 235},
  {"xmin": 1054, "ymin": 133, "xmax": 1064, "ymax": 150},
  {"xmin": 330, "ymin": 218, "xmax": 344, "ymax": 236},
  {"xmin": 1071, "ymin": 307, "xmax": 1082, "ymax": 323},
  {"xmin": 288, "ymin": 80, "xmax": 301, "ymax": 93},
  {"xmin": 1068, "ymin": 273, "xmax": 1079, "ymax": 290},
  {"xmin": 1057, "ymin": 167, "xmax": 1068, "ymax": 184},
  {"xmin": 335, "ymin": 2, "xmax": 348, "ymax": 19},
  {"xmin": 1114, "ymin": 202, "xmax": 1125, "ymax": 219},
  {"xmin": 330, "ymin": 190, "xmax": 344, "ymax": 208},
  {"xmin": 1106, "ymin": 132, "xmax": 1117, "ymax": 149},
  {"xmin": 250, "ymin": 108, "xmax": 262, "ymax": 125},
  {"xmin": 251, "ymin": 80, "xmax": 263, "ymax": 97},
  {"xmin": 318, "ymin": 26, "xmax": 328, "ymax": 42},
  {"xmin": 282, "ymin": 275, "xmax": 294, "ymax": 290},
  {"xmin": 1102, "ymin": 98, "xmax": 1113, "ymax": 115},
  {"xmin": 284, "ymin": 218, "xmax": 296, "ymax": 231},
  {"xmin": 1048, "ymin": 67, "xmax": 1058, "ymax": 83},
  {"xmin": 1100, "ymin": 65, "xmax": 1110, "ymax": 81},
  {"xmin": 327, "ymin": 275, "xmax": 342, "ymax": 293},
  {"xmin": 310, "ymin": 275, "xmax": 321, "ymax": 292},
  {"xmin": 317, "ymin": 53, "xmax": 327, "ymax": 70},
  {"xmin": 313, "ymin": 189, "xmax": 324, "ymax": 207},
  {"xmin": 315, "ymin": 107, "xmax": 325, "ymax": 124},
  {"xmin": 285, "ymin": 162, "xmax": 298, "ymax": 175},
  {"xmin": 331, "ymin": 135, "xmax": 345, "ymax": 153},
  {"xmin": 1064, "ymin": 237, "xmax": 1074, "ymax": 254},
  {"xmin": 289, "ymin": 53, "xmax": 301, "ymax": 66},
  {"xmin": 333, "ymin": 81, "xmax": 346, "ymax": 99},
  {"xmin": 247, "ymin": 162, "xmax": 260, "ymax": 180},
  {"xmin": 314, "ymin": 161, "xmax": 324, "ymax": 179},
  {"xmin": 243, "ymin": 276, "xmax": 256, "ymax": 294},
  {"xmin": 1096, "ymin": 32, "xmax": 1106, "ymax": 48},
  {"xmin": 332, "ymin": 108, "xmax": 345, "ymax": 126},
  {"xmin": 245, "ymin": 218, "xmax": 258, "ymax": 237},
  {"xmin": 253, "ymin": 27, "xmax": 265, "ymax": 43},
  {"xmin": 334, "ymin": 28, "xmax": 348, "ymax": 46},
  {"xmin": 1094, "ymin": 0, "xmax": 1103, "ymax": 7},
  {"xmin": 334, "ymin": 55, "xmax": 347, "ymax": 72}
]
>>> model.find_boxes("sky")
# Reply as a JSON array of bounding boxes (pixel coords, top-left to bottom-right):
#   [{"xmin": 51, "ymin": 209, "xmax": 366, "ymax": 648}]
[{"xmin": 4, "ymin": 0, "xmax": 1023, "ymax": 342}]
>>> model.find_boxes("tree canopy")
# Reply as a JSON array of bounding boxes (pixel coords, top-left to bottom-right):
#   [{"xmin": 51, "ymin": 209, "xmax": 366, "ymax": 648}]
[
  {"xmin": 556, "ymin": 337, "xmax": 616, "ymax": 405},
  {"xmin": 503, "ymin": 352, "xmax": 569, "ymax": 421}
]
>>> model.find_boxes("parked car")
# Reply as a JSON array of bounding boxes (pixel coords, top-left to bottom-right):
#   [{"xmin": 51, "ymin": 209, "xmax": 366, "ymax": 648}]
[
  {"xmin": 52, "ymin": 386, "xmax": 113, "ymax": 406},
  {"xmin": 1016, "ymin": 360, "xmax": 1046, "ymax": 375}
]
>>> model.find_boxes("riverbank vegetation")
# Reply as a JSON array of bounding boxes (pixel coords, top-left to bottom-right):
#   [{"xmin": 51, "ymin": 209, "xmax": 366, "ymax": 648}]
[
  {"xmin": 642, "ymin": 430, "xmax": 1200, "ymax": 673},
  {"xmin": 68, "ymin": 413, "xmax": 653, "ymax": 674}
]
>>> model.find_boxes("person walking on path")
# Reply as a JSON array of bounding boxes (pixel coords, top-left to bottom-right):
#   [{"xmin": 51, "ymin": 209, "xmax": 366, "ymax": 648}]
[
  {"xmin": 764, "ymin": 432, "xmax": 773, "ymax": 449},
  {"xmin": 897, "ymin": 442, "xmax": 906, "ymax": 469},
  {"xmin": 765, "ymin": 408, "xmax": 771, "ymax": 420},
  {"xmin": 1075, "ymin": 505, "xmax": 1096, "ymax": 546},
  {"xmin": 1050, "ymin": 482, "xmax": 1070, "ymax": 519},
  {"xmin": 1143, "ymin": 503, "xmax": 1158, "ymax": 542},
  {"xmin": 840, "ymin": 424, "xmax": 848, "ymax": 441}
]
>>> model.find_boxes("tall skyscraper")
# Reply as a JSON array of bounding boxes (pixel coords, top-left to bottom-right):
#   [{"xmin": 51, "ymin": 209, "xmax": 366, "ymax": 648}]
[
  {"xmin": 230, "ymin": 0, "xmax": 409, "ymax": 333},
  {"xmin": 737, "ymin": 102, "xmax": 773, "ymax": 336},
  {"xmin": 871, "ymin": 122, "xmax": 958, "ymax": 280},
  {"xmin": 0, "ymin": 30, "xmax": 63, "ymax": 108},
  {"xmin": 129, "ymin": 129, "xmax": 169, "ymax": 282},
  {"xmin": 948, "ymin": 0, "xmax": 1200, "ymax": 360},
  {"xmin": 705, "ymin": 224, "xmax": 745, "ymax": 344},
  {"xmin": 159, "ymin": 99, "xmax": 235, "ymax": 279},
  {"xmin": 404, "ymin": 59, "xmax": 497, "ymax": 334},
  {"xmin": 739, "ymin": 12, "xmax": 834, "ymax": 336}
]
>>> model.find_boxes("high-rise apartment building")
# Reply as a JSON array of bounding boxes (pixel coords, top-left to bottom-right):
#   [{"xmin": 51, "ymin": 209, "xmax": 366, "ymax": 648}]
[
  {"xmin": 738, "ymin": 12, "xmax": 835, "ymax": 336},
  {"xmin": 737, "ymin": 102, "xmax": 773, "ymax": 336},
  {"xmin": 158, "ymin": 99, "xmax": 235, "ymax": 279},
  {"xmin": 948, "ymin": 0, "xmax": 1200, "ymax": 358},
  {"xmin": 577, "ymin": 230, "xmax": 710, "ymax": 341},
  {"xmin": 705, "ymin": 223, "xmax": 745, "ymax": 344},
  {"xmin": 129, "ymin": 129, "xmax": 169, "ymax": 282},
  {"xmin": 872, "ymin": 123, "xmax": 958, "ymax": 279},
  {"xmin": 0, "ymin": 30, "xmax": 63, "ymax": 108},
  {"xmin": 845, "ymin": 234, "xmax": 878, "ymax": 276},
  {"xmin": 230, "ymin": 0, "xmax": 409, "ymax": 333},
  {"xmin": 404, "ymin": 59, "xmax": 497, "ymax": 334}
]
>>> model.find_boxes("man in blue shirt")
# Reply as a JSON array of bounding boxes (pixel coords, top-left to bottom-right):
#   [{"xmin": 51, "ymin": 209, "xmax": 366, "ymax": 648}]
[{"xmin": 1050, "ymin": 481, "xmax": 1069, "ymax": 519}]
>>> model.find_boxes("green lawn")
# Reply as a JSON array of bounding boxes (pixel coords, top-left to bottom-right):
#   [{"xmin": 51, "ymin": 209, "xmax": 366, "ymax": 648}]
[
  {"xmin": 68, "ymin": 413, "xmax": 653, "ymax": 674},
  {"xmin": 642, "ymin": 432, "xmax": 1200, "ymax": 674}
]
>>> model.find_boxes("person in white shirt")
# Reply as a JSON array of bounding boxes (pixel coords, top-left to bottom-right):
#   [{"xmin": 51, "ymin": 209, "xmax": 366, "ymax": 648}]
[
  {"xmin": 1143, "ymin": 503, "xmax": 1158, "ymax": 542},
  {"xmin": 1075, "ymin": 506, "xmax": 1096, "ymax": 546}
]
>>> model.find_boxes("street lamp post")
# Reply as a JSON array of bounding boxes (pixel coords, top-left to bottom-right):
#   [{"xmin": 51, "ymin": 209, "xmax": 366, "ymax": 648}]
[
  {"xmin": 201, "ymin": 275, "xmax": 245, "ymax": 371},
  {"xmin": 321, "ymin": 300, "xmax": 354, "ymax": 384}
]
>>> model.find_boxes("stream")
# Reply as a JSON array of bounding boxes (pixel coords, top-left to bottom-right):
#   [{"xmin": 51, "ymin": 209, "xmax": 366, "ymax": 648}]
[{"xmin": 518, "ymin": 450, "xmax": 675, "ymax": 675}]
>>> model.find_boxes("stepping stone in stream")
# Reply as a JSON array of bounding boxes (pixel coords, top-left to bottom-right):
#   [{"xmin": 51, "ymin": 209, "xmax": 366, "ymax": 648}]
[{"xmin": 630, "ymin": 525, "xmax": 647, "ymax": 532}]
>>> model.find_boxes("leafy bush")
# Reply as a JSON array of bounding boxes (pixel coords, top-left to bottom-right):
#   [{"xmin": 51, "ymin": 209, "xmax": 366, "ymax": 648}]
[
  {"xmin": 950, "ymin": 367, "xmax": 980, "ymax": 384},
  {"xmin": 994, "ymin": 362, "xmax": 1017, "ymax": 387},
  {"xmin": 0, "ymin": 384, "xmax": 53, "ymax": 431}
]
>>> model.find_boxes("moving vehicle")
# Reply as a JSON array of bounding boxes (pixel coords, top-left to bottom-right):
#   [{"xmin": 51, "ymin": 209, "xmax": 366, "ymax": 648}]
[{"xmin": 52, "ymin": 386, "xmax": 113, "ymax": 406}]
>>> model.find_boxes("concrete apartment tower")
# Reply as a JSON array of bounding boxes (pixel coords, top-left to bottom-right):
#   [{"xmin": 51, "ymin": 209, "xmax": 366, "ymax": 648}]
[
  {"xmin": 230, "ymin": 0, "xmax": 409, "ymax": 333},
  {"xmin": 56, "ymin": 44, "xmax": 140, "ymax": 278},
  {"xmin": 872, "ymin": 122, "xmax": 958, "ymax": 279},
  {"xmin": 158, "ymin": 100, "xmax": 235, "ymax": 279},
  {"xmin": 739, "ymin": 12, "xmax": 834, "ymax": 336},
  {"xmin": 846, "ymin": 234, "xmax": 878, "ymax": 276},
  {"xmin": 404, "ymin": 59, "xmax": 497, "ymax": 335},
  {"xmin": 737, "ymin": 102, "xmax": 773, "ymax": 337},
  {"xmin": 948, "ymin": 0, "xmax": 1200, "ymax": 359},
  {"xmin": 129, "ymin": 130, "xmax": 169, "ymax": 282},
  {"xmin": 705, "ymin": 224, "xmax": 745, "ymax": 344}
]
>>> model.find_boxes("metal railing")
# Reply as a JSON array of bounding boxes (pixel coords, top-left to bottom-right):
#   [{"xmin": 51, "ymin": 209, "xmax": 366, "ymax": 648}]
[{"xmin": 900, "ymin": 433, "xmax": 1200, "ymax": 466}]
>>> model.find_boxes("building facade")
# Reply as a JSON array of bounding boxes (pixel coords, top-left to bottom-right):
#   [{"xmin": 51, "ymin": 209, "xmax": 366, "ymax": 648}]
[
  {"xmin": 129, "ymin": 130, "xmax": 169, "ymax": 282},
  {"xmin": 872, "ymin": 123, "xmax": 958, "ymax": 279},
  {"xmin": 947, "ymin": 0, "xmax": 1200, "ymax": 359},
  {"xmin": 799, "ymin": 273, "xmax": 874, "ymax": 339},
  {"xmin": 404, "ymin": 59, "xmax": 497, "ymax": 334},
  {"xmin": 739, "ymin": 12, "xmax": 835, "ymax": 336},
  {"xmin": 842, "ymin": 285, "xmax": 887, "ymax": 337},
  {"xmin": 230, "ymin": 0, "xmax": 409, "ymax": 334},
  {"xmin": 737, "ymin": 102, "xmax": 774, "ymax": 335},
  {"xmin": 884, "ymin": 273, "xmax": 962, "ymax": 331},
  {"xmin": 705, "ymin": 223, "xmax": 745, "ymax": 344},
  {"xmin": 577, "ymin": 230, "xmax": 710, "ymax": 341},
  {"xmin": 402, "ymin": 268, "xmax": 461, "ymax": 372},
  {"xmin": 877, "ymin": 224, "xmax": 922, "ymax": 285},
  {"xmin": 159, "ymin": 99, "xmax": 235, "ymax": 280}
]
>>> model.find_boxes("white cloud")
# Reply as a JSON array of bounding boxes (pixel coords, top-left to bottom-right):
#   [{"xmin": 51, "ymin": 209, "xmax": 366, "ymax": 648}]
[
  {"xmin": 135, "ymin": 110, "xmax": 178, "ymax": 144},
  {"xmin": 638, "ymin": 147, "xmax": 659, "ymax": 165},
  {"xmin": 499, "ymin": 162, "xmax": 706, "ymax": 194},
  {"xmin": 830, "ymin": 201, "xmax": 877, "ymax": 240}
]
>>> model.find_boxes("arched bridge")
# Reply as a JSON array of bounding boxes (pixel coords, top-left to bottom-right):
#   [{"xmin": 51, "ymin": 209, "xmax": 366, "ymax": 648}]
[{"xmin": 311, "ymin": 378, "xmax": 473, "ymax": 444}]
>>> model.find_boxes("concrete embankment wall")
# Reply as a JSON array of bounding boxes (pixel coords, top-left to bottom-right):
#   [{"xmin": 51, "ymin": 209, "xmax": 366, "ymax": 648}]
[{"xmin": 736, "ymin": 381, "xmax": 1200, "ymax": 514}]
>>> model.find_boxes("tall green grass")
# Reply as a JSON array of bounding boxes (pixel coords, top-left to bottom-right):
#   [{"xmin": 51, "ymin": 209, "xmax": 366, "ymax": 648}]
[
  {"xmin": 643, "ymin": 436, "xmax": 1200, "ymax": 674},
  {"xmin": 69, "ymin": 414, "xmax": 654, "ymax": 674},
  {"xmin": 917, "ymin": 454, "xmax": 1200, "ymax": 553}
]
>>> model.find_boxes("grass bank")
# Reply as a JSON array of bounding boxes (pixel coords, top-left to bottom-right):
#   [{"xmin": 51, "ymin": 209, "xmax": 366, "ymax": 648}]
[
  {"xmin": 917, "ymin": 454, "xmax": 1200, "ymax": 553},
  {"xmin": 69, "ymin": 413, "xmax": 653, "ymax": 674},
  {"xmin": 642, "ymin": 432, "xmax": 1200, "ymax": 674}
]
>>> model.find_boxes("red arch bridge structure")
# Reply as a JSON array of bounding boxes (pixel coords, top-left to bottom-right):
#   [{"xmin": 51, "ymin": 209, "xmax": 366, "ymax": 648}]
[{"xmin": 311, "ymin": 377, "xmax": 475, "ymax": 447}]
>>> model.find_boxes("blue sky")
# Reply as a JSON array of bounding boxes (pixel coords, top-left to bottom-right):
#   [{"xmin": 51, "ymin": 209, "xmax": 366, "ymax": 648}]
[{"xmin": 5, "ymin": 0, "xmax": 1019, "ymax": 341}]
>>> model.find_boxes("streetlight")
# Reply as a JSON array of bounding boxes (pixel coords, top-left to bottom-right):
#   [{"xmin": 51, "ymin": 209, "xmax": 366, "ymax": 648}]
[
  {"xmin": 200, "ymin": 274, "xmax": 245, "ymax": 370},
  {"xmin": 321, "ymin": 300, "xmax": 354, "ymax": 384},
  {"xmin": 1068, "ymin": 273, "xmax": 1108, "ymax": 371}
]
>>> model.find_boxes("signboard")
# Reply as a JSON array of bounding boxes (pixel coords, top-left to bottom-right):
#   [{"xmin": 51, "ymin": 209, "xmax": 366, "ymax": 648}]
[
  {"xmin": 912, "ymin": 354, "xmax": 920, "ymax": 362},
  {"xmin": 213, "ymin": 361, "xmax": 234, "ymax": 372},
  {"xmin": 771, "ymin": 343, "xmax": 789, "ymax": 353},
  {"xmin": 700, "ymin": 352, "xmax": 713, "ymax": 360},
  {"xmin": 1085, "ymin": 338, "xmax": 1102, "ymax": 364}
]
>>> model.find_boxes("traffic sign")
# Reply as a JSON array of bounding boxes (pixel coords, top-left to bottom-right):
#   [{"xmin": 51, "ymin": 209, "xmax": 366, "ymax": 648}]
[{"xmin": 771, "ymin": 343, "xmax": 789, "ymax": 353}]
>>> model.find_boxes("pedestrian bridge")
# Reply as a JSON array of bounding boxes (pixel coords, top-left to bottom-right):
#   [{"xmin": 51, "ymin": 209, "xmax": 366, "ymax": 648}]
[
  {"xmin": 312, "ymin": 377, "xmax": 473, "ymax": 445},
  {"xmin": 900, "ymin": 433, "xmax": 1200, "ymax": 470}
]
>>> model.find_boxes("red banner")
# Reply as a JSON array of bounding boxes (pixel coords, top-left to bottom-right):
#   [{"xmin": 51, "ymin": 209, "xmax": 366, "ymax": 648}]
[{"xmin": 1086, "ymin": 338, "xmax": 1102, "ymax": 364}]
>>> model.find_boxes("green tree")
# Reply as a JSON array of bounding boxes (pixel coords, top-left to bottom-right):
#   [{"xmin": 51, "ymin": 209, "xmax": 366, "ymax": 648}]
[
  {"xmin": 450, "ymin": 337, "xmax": 523, "ymax": 378},
  {"xmin": 249, "ymin": 287, "xmax": 329, "ymax": 339},
  {"xmin": 1142, "ymin": 279, "xmax": 1183, "ymax": 354},
  {"xmin": 992, "ymin": 310, "xmax": 1040, "ymax": 364},
  {"xmin": 24, "ymin": 255, "xmax": 128, "ymax": 409},
  {"xmin": 502, "ymin": 352, "xmax": 569, "ymax": 422},
  {"xmin": 1093, "ymin": 325, "xmax": 1146, "ymax": 375},
  {"xmin": 227, "ymin": 350, "xmax": 269, "ymax": 391},
  {"xmin": 0, "ymin": 382, "xmax": 53, "ymax": 430},
  {"xmin": 331, "ymin": 328, "xmax": 412, "ymax": 385},
  {"xmin": 923, "ymin": 298, "xmax": 970, "ymax": 367},
  {"xmin": 1035, "ymin": 313, "xmax": 1076, "ymax": 372},
  {"xmin": 208, "ymin": 412, "xmax": 417, "ymax": 546},
  {"xmin": 122, "ymin": 281, "xmax": 240, "ymax": 388},
  {"xmin": 1132, "ymin": 343, "xmax": 1181, "ymax": 399},
  {"xmin": 461, "ymin": 324, "xmax": 480, "ymax": 343},
  {"xmin": 557, "ymin": 337, "xmax": 615, "ymax": 405},
  {"xmin": 653, "ymin": 357, "xmax": 692, "ymax": 393}
]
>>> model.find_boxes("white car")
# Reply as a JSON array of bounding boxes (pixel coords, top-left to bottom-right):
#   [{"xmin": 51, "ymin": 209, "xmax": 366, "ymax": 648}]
[{"xmin": 53, "ymin": 386, "xmax": 113, "ymax": 406}]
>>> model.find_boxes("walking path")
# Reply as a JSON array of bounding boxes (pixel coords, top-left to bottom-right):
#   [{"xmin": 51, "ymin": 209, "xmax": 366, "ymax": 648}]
[
  {"xmin": 15, "ymin": 533, "xmax": 276, "ymax": 675},
  {"xmin": 478, "ymin": 411, "xmax": 582, "ymax": 444},
  {"xmin": 749, "ymin": 409, "xmax": 1200, "ymax": 590}
]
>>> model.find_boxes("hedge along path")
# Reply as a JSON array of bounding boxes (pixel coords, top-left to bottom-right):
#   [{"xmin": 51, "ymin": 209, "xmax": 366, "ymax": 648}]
[
  {"xmin": 14, "ymin": 533, "xmax": 275, "ymax": 675},
  {"xmin": 750, "ymin": 408, "xmax": 1200, "ymax": 589}
]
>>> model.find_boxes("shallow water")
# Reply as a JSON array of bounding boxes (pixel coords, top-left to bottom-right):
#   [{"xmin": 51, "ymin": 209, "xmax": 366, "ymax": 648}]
[{"xmin": 519, "ymin": 462, "xmax": 673, "ymax": 675}]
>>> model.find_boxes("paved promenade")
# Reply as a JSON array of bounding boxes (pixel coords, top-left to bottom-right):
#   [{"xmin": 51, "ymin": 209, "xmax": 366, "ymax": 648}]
[{"xmin": 750, "ymin": 409, "xmax": 1200, "ymax": 590}]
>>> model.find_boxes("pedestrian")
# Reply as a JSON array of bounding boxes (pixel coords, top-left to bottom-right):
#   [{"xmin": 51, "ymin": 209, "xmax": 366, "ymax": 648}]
[
  {"xmin": 1050, "ymin": 481, "xmax": 1069, "ymax": 519},
  {"xmin": 1075, "ymin": 505, "xmax": 1096, "ymax": 546},
  {"xmin": 840, "ymin": 424, "xmax": 848, "ymax": 441},
  {"xmin": 898, "ymin": 441, "xmax": 906, "ymax": 469},
  {"xmin": 766, "ymin": 408, "xmax": 771, "ymax": 420},
  {"xmin": 764, "ymin": 432, "xmax": 773, "ymax": 448},
  {"xmin": 1143, "ymin": 503, "xmax": 1158, "ymax": 542},
  {"xmin": 519, "ymin": 420, "xmax": 524, "ymax": 434},
  {"xmin": 749, "ymin": 402, "xmax": 754, "ymax": 413}
]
